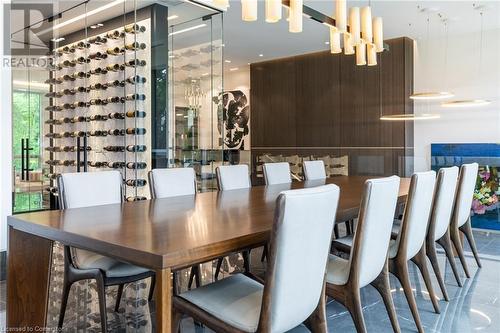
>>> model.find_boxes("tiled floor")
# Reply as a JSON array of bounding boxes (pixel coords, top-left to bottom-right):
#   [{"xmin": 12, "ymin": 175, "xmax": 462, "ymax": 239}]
[{"xmin": 1, "ymin": 230, "xmax": 499, "ymax": 332}]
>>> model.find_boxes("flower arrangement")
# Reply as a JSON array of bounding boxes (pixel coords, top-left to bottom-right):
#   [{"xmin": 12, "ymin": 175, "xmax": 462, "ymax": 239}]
[{"xmin": 472, "ymin": 166, "xmax": 499, "ymax": 215}]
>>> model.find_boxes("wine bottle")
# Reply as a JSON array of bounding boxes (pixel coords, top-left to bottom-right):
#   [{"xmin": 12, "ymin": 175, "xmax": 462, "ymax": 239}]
[
  {"xmin": 89, "ymin": 83, "xmax": 107, "ymax": 91},
  {"xmin": 89, "ymin": 130, "xmax": 108, "ymax": 137},
  {"xmin": 45, "ymin": 105, "xmax": 63, "ymax": 112},
  {"xmin": 106, "ymin": 47, "xmax": 121, "ymax": 55},
  {"xmin": 107, "ymin": 80, "xmax": 125, "ymax": 87},
  {"xmin": 73, "ymin": 131, "xmax": 88, "ymax": 137},
  {"xmin": 89, "ymin": 161, "xmax": 108, "ymax": 168},
  {"xmin": 126, "ymin": 196, "xmax": 147, "ymax": 202},
  {"xmin": 45, "ymin": 78, "xmax": 63, "ymax": 84},
  {"xmin": 106, "ymin": 96, "xmax": 120, "ymax": 103},
  {"xmin": 62, "ymin": 74, "xmax": 76, "ymax": 81},
  {"xmin": 72, "ymin": 116, "xmax": 87, "ymax": 123},
  {"xmin": 121, "ymin": 94, "xmax": 146, "ymax": 102},
  {"xmin": 125, "ymin": 59, "xmax": 147, "ymax": 67},
  {"xmin": 106, "ymin": 30, "xmax": 124, "ymax": 39},
  {"xmin": 89, "ymin": 67, "xmax": 102, "ymax": 75},
  {"xmin": 103, "ymin": 146, "xmax": 125, "ymax": 152},
  {"xmin": 126, "ymin": 75, "xmax": 147, "ymax": 84},
  {"xmin": 62, "ymin": 103, "xmax": 76, "ymax": 110},
  {"xmin": 45, "ymin": 133, "xmax": 62, "ymax": 138},
  {"xmin": 73, "ymin": 101, "xmax": 89, "ymax": 108},
  {"xmin": 76, "ymin": 86, "xmax": 90, "ymax": 93},
  {"xmin": 46, "ymin": 187, "xmax": 59, "ymax": 194},
  {"xmin": 45, "ymin": 173, "xmax": 61, "ymax": 180},
  {"xmin": 125, "ymin": 179, "xmax": 147, "ymax": 187},
  {"xmin": 126, "ymin": 128, "xmax": 146, "ymax": 135},
  {"xmin": 126, "ymin": 110, "xmax": 146, "ymax": 118},
  {"xmin": 88, "ymin": 36, "xmax": 107, "ymax": 45},
  {"xmin": 61, "ymin": 60, "xmax": 76, "ymax": 68},
  {"xmin": 60, "ymin": 117, "xmax": 74, "ymax": 123},
  {"xmin": 61, "ymin": 131, "xmax": 74, "ymax": 138},
  {"xmin": 126, "ymin": 145, "xmax": 147, "ymax": 152},
  {"xmin": 126, "ymin": 162, "xmax": 147, "ymax": 169},
  {"xmin": 109, "ymin": 162, "xmax": 126, "ymax": 169},
  {"xmin": 108, "ymin": 112, "xmax": 125, "ymax": 119},
  {"xmin": 89, "ymin": 98, "xmax": 103, "ymax": 105},
  {"xmin": 106, "ymin": 63, "xmax": 121, "ymax": 72},
  {"xmin": 73, "ymin": 71, "xmax": 90, "ymax": 79},
  {"xmin": 89, "ymin": 51, "xmax": 108, "ymax": 60},
  {"xmin": 61, "ymin": 160, "xmax": 76, "ymax": 166},
  {"xmin": 45, "ymin": 92, "xmax": 64, "ymax": 98},
  {"xmin": 45, "ymin": 146, "xmax": 62, "ymax": 152},
  {"xmin": 61, "ymin": 46, "xmax": 75, "ymax": 54},
  {"xmin": 124, "ymin": 42, "xmax": 144, "ymax": 51},
  {"xmin": 89, "ymin": 114, "xmax": 108, "ymax": 121},
  {"xmin": 75, "ymin": 56, "xmax": 90, "ymax": 64},
  {"xmin": 46, "ymin": 160, "xmax": 61, "ymax": 166},
  {"xmin": 45, "ymin": 119, "xmax": 62, "ymax": 125},
  {"xmin": 124, "ymin": 24, "xmax": 146, "ymax": 34},
  {"xmin": 75, "ymin": 41, "xmax": 90, "ymax": 49},
  {"xmin": 108, "ymin": 129, "xmax": 125, "ymax": 136},
  {"xmin": 63, "ymin": 89, "xmax": 76, "ymax": 95}
]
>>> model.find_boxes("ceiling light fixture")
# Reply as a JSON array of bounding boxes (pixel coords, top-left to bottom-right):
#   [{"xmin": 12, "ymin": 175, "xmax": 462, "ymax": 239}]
[
  {"xmin": 380, "ymin": 114, "xmax": 441, "ymax": 121},
  {"xmin": 265, "ymin": 0, "xmax": 282, "ymax": 23},
  {"xmin": 51, "ymin": 37, "xmax": 65, "ymax": 42},
  {"xmin": 224, "ymin": 60, "xmax": 231, "ymax": 63},
  {"xmin": 229, "ymin": 67, "xmax": 239, "ymax": 71},
  {"xmin": 213, "ymin": 0, "xmax": 229, "ymax": 10},
  {"xmin": 335, "ymin": 0, "xmax": 347, "ymax": 32},
  {"xmin": 242, "ymin": 0, "xmax": 257, "ymax": 21},
  {"xmin": 360, "ymin": 6, "xmax": 373, "ymax": 43},
  {"xmin": 441, "ymin": 99, "xmax": 491, "ymax": 108},
  {"xmin": 348, "ymin": 7, "xmax": 361, "ymax": 45},
  {"xmin": 259, "ymin": 54, "xmax": 264, "ymax": 57},
  {"xmin": 168, "ymin": 15, "xmax": 179, "ymax": 20},
  {"xmin": 89, "ymin": 23, "xmax": 104, "ymax": 29},
  {"xmin": 410, "ymin": 92, "xmax": 454, "ymax": 100},
  {"xmin": 289, "ymin": 0, "xmax": 303, "ymax": 33},
  {"xmin": 330, "ymin": 28, "xmax": 341, "ymax": 54},
  {"xmin": 169, "ymin": 24, "xmax": 207, "ymax": 36}
]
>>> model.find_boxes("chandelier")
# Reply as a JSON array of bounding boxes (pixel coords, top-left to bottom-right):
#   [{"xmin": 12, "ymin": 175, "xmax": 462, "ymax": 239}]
[
  {"xmin": 185, "ymin": 80, "xmax": 205, "ymax": 111},
  {"xmin": 213, "ymin": 0, "xmax": 384, "ymax": 66}
]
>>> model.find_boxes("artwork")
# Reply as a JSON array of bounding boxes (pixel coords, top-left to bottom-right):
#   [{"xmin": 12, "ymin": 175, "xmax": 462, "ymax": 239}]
[
  {"xmin": 215, "ymin": 89, "xmax": 250, "ymax": 150},
  {"xmin": 431, "ymin": 143, "xmax": 500, "ymax": 231}
]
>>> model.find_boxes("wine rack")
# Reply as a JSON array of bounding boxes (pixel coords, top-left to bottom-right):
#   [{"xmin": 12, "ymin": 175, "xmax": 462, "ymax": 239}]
[{"xmin": 43, "ymin": 19, "xmax": 152, "ymax": 202}]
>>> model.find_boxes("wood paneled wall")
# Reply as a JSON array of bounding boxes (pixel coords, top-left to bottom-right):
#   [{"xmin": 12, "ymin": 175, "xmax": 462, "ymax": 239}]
[{"xmin": 250, "ymin": 37, "xmax": 414, "ymax": 181}]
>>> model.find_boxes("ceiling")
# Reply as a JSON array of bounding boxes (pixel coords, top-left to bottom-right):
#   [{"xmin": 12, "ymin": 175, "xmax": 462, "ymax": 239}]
[{"xmin": 221, "ymin": 0, "xmax": 500, "ymax": 70}]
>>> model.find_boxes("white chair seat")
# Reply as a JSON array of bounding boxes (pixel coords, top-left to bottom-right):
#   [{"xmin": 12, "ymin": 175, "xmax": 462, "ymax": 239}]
[
  {"xmin": 179, "ymin": 274, "xmax": 263, "ymax": 332},
  {"xmin": 326, "ymin": 254, "xmax": 350, "ymax": 286},
  {"xmin": 333, "ymin": 234, "xmax": 397, "ymax": 261},
  {"xmin": 75, "ymin": 249, "xmax": 150, "ymax": 278}
]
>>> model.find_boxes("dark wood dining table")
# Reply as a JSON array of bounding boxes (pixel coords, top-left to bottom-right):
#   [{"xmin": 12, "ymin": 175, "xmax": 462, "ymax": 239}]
[{"xmin": 7, "ymin": 176, "xmax": 410, "ymax": 332}]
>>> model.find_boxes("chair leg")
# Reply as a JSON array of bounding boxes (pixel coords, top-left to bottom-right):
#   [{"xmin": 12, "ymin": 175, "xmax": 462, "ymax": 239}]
[
  {"xmin": 304, "ymin": 283, "xmax": 328, "ymax": 333},
  {"xmin": 437, "ymin": 230, "xmax": 463, "ymax": 287},
  {"xmin": 148, "ymin": 274, "xmax": 156, "ymax": 301},
  {"xmin": 57, "ymin": 279, "xmax": 72, "ymax": 329},
  {"xmin": 391, "ymin": 260, "xmax": 424, "ymax": 333},
  {"xmin": 114, "ymin": 284, "xmax": 124, "ymax": 312},
  {"xmin": 242, "ymin": 250, "xmax": 251, "ymax": 273},
  {"xmin": 172, "ymin": 306, "xmax": 182, "ymax": 333},
  {"xmin": 260, "ymin": 244, "xmax": 268, "ymax": 262},
  {"xmin": 411, "ymin": 247, "xmax": 440, "ymax": 314},
  {"xmin": 371, "ymin": 261, "xmax": 401, "ymax": 333},
  {"xmin": 214, "ymin": 257, "xmax": 224, "ymax": 280},
  {"xmin": 460, "ymin": 218, "xmax": 482, "ymax": 268},
  {"xmin": 344, "ymin": 288, "xmax": 367, "ymax": 333},
  {"xmin": 450, "ymin": 225, "xmax": 471, "ymax": 278},
  {"xmin": 96, "ymin": 274, "xmax": 108, "ymax": 332},
  {"xmin": 426, "ymin": 241, "xmax": 449, "ymax": 301}
]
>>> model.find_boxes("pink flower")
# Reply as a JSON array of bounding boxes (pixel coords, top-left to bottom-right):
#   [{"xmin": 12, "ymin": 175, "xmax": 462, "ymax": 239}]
[{"xmin": 472, "ymin": 199, "xmax": 486, "ymax": 214}]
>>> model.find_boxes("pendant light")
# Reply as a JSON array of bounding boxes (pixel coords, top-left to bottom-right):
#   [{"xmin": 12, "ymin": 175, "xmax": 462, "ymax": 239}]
[
  {"xmin": 335, "ymin": 0, "xmax": 347, "ymax": 32},
  {"xmin": 410, "ymin": 13, "xmax": 453, "ymax": 100},
  {"xmin": 442, "ymin": 7, "xmax": 491, "ymax": 108},
  {"xmin": 330, "ymin": 28, "xmax": 342, "ymax": 53},
  {"xmin": 367, "ymin": 43, "xmax": 377, "ymax": 66},
  {"xmin": 380, "ymin": 114, "xmax": 441, "ymax": 121},
  {"xmin": 265, "ymin": 0, "xmax": 282, "ymax": 23},
  {"xmin": 241, "ymin": 0, "xmax": 257, "ymax": 21},
  {"xmin": 360, "ymin": 6, "xmax": 372, "ymax": 43},
  {"xmin": 356, "ymin": 43, "xmax": 366, "ymax": 66},
  {"xmin": 214, "ymin": 0, "xmax": 229, "ymax": 10},
  {"xmin": 373, "ymin": 17, "xmax": 384, "ymax": 52},
  {"xmin": 289, "ymin": 0, "xmax": 303, "ymax": 33},
  {"xmin": 344, "ymin": 33, "xmax": 355, "ymax": 55},
  {"xmin": 349, "ymin": 7, "xmax": 361, "ymax": 45}
]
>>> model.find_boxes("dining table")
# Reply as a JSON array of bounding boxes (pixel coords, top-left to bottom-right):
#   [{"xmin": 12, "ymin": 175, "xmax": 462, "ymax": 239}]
[{"xmin": 6, "ymin": 175, "xmax": 410, "ymax": 332}]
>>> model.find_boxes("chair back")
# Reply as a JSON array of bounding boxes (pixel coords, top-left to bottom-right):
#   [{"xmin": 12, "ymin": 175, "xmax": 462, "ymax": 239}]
[
  {"xmin": 303, "ymin": 160, "xmax": 327, "ymax": 180},
  {"xmin": 429, "ymin": 167, "xmax": 459, "ymax": 241},
  {"xmin": 350, "ymin": 176, "xmax": 400, "ymax": 287},
  {"xmin": 57, "ymin": 171, "xmax": 122, "ymax": 209},
  {"xmin": 216, "ymin": 164, "xmax": 251, "ymax": 190},
  {"xmin": 452, "ymin": 163, "xmax": 479, "ymax": 228},
  {"xmin": 395, "ymin": 171, "xmax": 436, "ymax": 259},
  {"xmin": 261, "ymin": 184, "xmax": 339, "ymax": 332},
  {"xmin": 149, "ymin": 168, "xmax": 196, "ymax": 198},
  {"xmin": 263, "ymin": 162, "xmax": 291, "ymax": 185}
]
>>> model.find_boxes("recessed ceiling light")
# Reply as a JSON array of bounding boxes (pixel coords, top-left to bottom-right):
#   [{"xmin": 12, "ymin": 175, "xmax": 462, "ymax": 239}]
[
  {"xmin": 247, "ymin": 62, "xmax": 251, "ymax": 65},
  {"xmin": 168, "ymin": 24, "xmax": 207, "ymax": 36},
  {"xmin": 441, "ymin": 99, "xmax": 492, "ymax": 108},
  {"xmin": 202, "ymin": 73, "xmax": 209, "ymax": 76},
  {"xmin": 325, "ymin": 41, "xmax": 330, "ymax": 45},
  {"xmin": 176, "ymin": 113, "xmax": 183, "ymax": 116},
  {"xmin": 259, "ymin": 54, "xmax": 263, "ymax": 57},
  {"xmin": 51, "ymin": 37, "xmax": 65, "ymax": 42},
  {"xmin": 229, "ymin": 67, "xmax": 239, "ymax": 71},
  {"xmin": 168, "ymin": 15, "xmax": 179, "ymax": 20},
  {"xmin": 224, "ymin": 60, "xmax": 231, "ymax": 63},
  {"xmin": 90, "ymin": 23, "xmax": 104, "ymax": 29}
]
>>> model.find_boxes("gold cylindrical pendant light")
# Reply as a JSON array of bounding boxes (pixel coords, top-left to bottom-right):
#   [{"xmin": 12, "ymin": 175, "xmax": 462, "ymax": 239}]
[
  {"xmin": 335, "ymin": 0, "xmax": 347, "ymax": 32},
  {"xmin": 373, "ymin": 17, "xmax": 384, "ymax": 52},
  {"xmin": 265, "ymin": 0, "xmax": 282, "ymax": 23},
  {"xmin": 344, "ymin": 33, "xmax": 355, "ymax": 55},
  {"xmin": 349, "ymin": 7, "xmax": 361, "ymax": 46},
  {"xmin": 367, "ymin": 43, "xmax": 377, "ymax": 66},
  {"xmin": 241, "ymin": 0, "xmax": 257, "ymax": 21},
  {"xmin": 330, "ymin": 28, "xmax": 341, "ymax": 53},
  {"xmin": 356, "ymin": 42, "xmax": 366, "ymax": 65},
  {"xmin": 289, "ymin": 0, "xmax": 303, "ymax": 33},
  {"xmin": 360, "ymin": 6, "xmax": 373, "ymax": 43},
  {"xmin": 214, "ymin": 0, "xmax": 229, "ymax": 9}
]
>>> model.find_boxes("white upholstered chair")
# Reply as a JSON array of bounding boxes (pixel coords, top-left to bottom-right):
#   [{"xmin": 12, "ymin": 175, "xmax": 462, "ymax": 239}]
[
  {"xmin": 57, "ymin": 171, "xmax": 154, "ymax": 332},
  {"xmin": 425, "ymin": 167, "xmax": 461, "ymax": 300},
  {"xmin": 449, "ymin": 163, "xmax": 482, "ymax": 278},
  {"xmin": 214, "ymin": 164, "xmax": 253, "ymax": 279},
  {"xmin": 303, "ymin": 160, "xmax": 327, "ymax": 181},
  {"xmin": 326, "ymin": 176, "xmax": 401, "ymax": 333},
  {"xmin": 172, "ymin": 184, "xmax": 340, "ymax": 333},
  {"xmin": 263, "ymin": 162, "xmax": 291, "ymax": 185},
  {"xmin": 216, "ymin": 164, "xmax": 251, "ymax": 190},
  {"xmin": 149, "ymin": 167, "xmax": 196, "ymax": 198},
  {"xmin": 149, "ymin": 167, "xmax": 200, "ymax": 289}
]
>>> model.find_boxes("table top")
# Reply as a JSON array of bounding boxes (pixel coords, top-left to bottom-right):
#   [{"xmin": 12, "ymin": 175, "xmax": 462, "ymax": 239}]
[{"xmin": 8, "ymin": 176, "xmax": 410, "ymax": 270}]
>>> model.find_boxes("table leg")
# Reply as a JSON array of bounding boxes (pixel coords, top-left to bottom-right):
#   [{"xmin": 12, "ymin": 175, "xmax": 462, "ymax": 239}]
[
  {"xmin": 155, "ymin": 267, "xmax": 173, "ymax": 333},
  {"xmin": 7, "ymin": 226, "xmax": 53, "ymax": 329}
]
